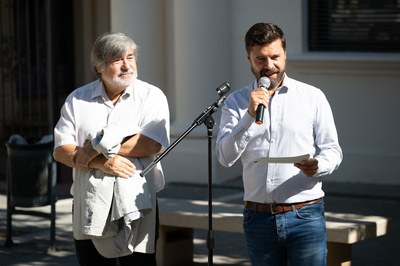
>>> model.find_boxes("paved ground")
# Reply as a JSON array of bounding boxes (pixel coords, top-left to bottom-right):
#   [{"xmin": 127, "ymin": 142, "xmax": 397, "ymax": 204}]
[{"xmin": 0, "ymin": 178, "xmax": 399, "ymax": 266}]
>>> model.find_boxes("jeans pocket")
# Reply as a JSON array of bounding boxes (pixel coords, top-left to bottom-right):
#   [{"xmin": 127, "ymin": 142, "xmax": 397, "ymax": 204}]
[
  {"xmin": 243, "ymin": 209, "xmax": 255, "ymax": 225},
  {"xmin": 295, "ymin": 202, "xmax": 325, "ymax": 220}
]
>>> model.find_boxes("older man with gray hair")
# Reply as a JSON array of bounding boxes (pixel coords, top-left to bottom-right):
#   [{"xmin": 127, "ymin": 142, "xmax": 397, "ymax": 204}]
[{"xmin": 53, "ymin": 32, "xmax": 170, "ymax": 266}]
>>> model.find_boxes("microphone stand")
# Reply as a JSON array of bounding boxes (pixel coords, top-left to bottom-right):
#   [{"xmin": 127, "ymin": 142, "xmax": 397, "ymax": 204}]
[
  {"xmin": 205, "ymin": 114, "xmax": 215, "ymax": 265},
  {"xmin": 140, "ymin": 82, "xmax": 230, "ymax": 266}
]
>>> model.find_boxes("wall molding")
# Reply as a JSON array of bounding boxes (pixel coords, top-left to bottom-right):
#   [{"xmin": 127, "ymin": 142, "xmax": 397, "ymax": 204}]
[{"xmin": 288, "ymin": 52, "xmax": 400, "ymax": 76}]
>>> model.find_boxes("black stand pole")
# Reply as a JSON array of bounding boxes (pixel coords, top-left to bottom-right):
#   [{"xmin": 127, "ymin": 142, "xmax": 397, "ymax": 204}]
[
  {"xmin": 205, "ymin": 114, "xmax": 215, "ymax": 265},
  {"xmin": 140, "ymin": 82, "xmax": 230, "ymax": 266}
]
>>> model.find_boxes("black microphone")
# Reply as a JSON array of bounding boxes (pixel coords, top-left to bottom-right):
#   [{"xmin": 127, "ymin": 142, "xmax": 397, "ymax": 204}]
[
  {"xmin": 255, "ymin": 77, "xmax": 271, "ymax": 125},
  {"xmin": 216, "ymin": 82, "xmax": 230, "ymax": 97}
]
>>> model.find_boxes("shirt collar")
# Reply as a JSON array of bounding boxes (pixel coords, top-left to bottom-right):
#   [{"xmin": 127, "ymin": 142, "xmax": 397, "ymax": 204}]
[
  {"xmin": 90, "ymin": 80, "xmax": 103, "ymax": 100},
  {"xmin": 90, "ymin": 79, "xmax": 134, "ymax": 101}
]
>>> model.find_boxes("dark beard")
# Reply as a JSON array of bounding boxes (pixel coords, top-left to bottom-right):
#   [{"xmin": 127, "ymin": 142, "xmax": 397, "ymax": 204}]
[
  {"xmin": 269, "ymin": 71, "xmax": 285, "ymax": 88},
  {"xmin": 257, "ymin": 68, "xmax": 285, "ymax": 89}
]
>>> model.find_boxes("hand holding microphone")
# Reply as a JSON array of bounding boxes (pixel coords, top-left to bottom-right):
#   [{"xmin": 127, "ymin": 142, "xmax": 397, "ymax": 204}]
[{"xmin": 255, "ymin": 77, "xmax": 271, "ymax": 124}]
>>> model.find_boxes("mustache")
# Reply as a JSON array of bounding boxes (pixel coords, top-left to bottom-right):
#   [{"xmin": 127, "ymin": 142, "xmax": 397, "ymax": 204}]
[
  {"xmin": 260, "ymin": 68, "xmax": 277, "ymax": 77},
  {"xmin": 118, "ymin": 71, "xmax": 134, "ymax": 76}
]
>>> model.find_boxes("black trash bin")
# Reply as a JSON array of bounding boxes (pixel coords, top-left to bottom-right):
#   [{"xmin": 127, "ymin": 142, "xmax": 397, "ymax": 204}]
[{"xmin": 5, "ymin": 134, "xmax": 57, "ymax": 250}]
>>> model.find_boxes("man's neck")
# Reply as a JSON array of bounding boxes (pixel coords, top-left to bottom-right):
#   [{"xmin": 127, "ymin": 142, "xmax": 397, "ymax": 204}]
[{"xmin": 103, "ymin": 83, "xmax": 128, "ymax": 105}]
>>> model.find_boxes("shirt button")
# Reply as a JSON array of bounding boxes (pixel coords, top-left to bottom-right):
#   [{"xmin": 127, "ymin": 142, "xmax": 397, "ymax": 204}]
[{"xmin": 245, "ymin": 136, "xmax": 250, "ymax": 141}]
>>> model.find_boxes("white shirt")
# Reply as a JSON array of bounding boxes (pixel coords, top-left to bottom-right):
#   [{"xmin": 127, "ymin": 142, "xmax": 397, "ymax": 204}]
[
  {"xmin": 54, "ymin": 78, "xmax": 170, "ymax": 253},
  {"xmin": 216, "ymin": 75, "xmax": 342, "ymax": 204}
]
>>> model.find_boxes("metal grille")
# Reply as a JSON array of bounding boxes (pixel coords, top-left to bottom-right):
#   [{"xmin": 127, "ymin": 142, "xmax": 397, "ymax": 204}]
[
  {"xmin": 0, "ymin": 0, "xmax": 74, "ymax": 179},
  {"xmin": 1, "ymin": 0, "xmax": 53, "ymax": 141}
]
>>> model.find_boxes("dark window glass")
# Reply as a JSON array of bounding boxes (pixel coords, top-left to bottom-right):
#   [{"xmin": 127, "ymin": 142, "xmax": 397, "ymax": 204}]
[{"xmin": 308, "ymin": 0, "xmax": 400, "ymax": 52}]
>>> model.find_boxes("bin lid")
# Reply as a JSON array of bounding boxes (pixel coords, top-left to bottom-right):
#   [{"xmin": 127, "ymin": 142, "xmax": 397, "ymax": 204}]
[{"xmin": 6, "ymin": 134, "xmax": 53, "ymax": 149}]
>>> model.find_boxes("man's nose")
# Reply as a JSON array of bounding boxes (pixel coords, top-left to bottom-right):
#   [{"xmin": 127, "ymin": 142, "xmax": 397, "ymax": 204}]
[
  {"xmin": 264, "ymin": 58, "xmax": 274, "ymax": 69},
  {"xmin": 121, "ymin": 59, "xmax": 130, "ymax": 69}
]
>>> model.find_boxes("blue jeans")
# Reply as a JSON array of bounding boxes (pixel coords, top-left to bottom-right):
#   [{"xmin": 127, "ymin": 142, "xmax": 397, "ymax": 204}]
[{"xmin": 243, "ymin": 201, "xmax": 327, "ymax": 266}]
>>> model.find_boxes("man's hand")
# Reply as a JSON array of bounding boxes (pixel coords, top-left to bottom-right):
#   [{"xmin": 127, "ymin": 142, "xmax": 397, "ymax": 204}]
[
  {"xmin": 294, "ymin": 158, "xmax": 319, "ymax": 177},
  {"xmin": 248, "ymin": 87, "xmax": 271, "ymax": 117},
  {"xmin": 73, "ymin": 140, "xmax": 99, "ymax": 168},
  {"xmin": 90, "ymin": 155, "xmax": 136, "ymax": 179}
]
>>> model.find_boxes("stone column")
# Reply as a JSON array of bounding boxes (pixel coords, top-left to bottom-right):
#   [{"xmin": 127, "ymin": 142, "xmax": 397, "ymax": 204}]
[
  {"xmin": 110, "ymin": 0, "xmax": 242, "ymax": 184},
  {"xmin": 161, "ymin": 0, "xmax": 241, "ymax": 184}
]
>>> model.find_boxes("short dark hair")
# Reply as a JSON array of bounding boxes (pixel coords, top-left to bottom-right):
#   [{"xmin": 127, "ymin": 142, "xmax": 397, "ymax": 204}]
[{"xmin": 245, "ymin": 22, "xmax": 286, "ymax": 53}]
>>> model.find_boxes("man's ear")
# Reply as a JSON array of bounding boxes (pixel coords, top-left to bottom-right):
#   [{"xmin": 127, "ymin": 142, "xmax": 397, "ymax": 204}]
[{"xmin": 96, "ymin": 67, "xmax": 103, "ymax": 76}]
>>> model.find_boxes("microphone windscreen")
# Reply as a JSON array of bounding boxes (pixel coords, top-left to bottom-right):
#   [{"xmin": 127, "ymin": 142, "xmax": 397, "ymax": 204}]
[{"xmin": 259, "ymin": 77, "xmax": 271, "ymax": 89}]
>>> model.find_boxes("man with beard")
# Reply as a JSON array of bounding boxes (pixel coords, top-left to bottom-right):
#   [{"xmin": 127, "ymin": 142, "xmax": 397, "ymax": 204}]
[
  {"xmin": 215, "ymin": 22, "xmax": 342, "ymax": 266},
  {"xmin": 53, "ymin": 32, "xmax": 170, "ymax": 265}
]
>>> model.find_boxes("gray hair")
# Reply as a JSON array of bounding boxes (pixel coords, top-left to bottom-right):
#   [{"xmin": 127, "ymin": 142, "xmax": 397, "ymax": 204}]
[{"xmin": 91, "ymin": 32, "xmax": 138, "ymax": 78}]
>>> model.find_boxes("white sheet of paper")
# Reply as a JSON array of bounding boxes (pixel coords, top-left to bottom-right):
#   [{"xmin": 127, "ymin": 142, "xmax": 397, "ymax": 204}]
[{"xmin": 254, "ymin": 154, "xmax": 311, "ymax": 164}]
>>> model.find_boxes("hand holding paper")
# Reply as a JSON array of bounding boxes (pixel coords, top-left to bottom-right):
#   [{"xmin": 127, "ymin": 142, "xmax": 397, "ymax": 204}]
[{"xmin": 294, "ymin": 157, "xmax": 319, "ymax": 177}]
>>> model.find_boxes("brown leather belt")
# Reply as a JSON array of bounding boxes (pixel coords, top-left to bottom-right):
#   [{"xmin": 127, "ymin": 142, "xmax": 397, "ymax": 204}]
[{"xmin": 244, "ymin": 198, "xmax": 322, "ymax": 214}]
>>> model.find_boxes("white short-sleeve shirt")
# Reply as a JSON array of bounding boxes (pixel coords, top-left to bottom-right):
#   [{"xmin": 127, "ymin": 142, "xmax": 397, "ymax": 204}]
[{"xmin": 54, "ymin": 78, "xmax": 170, "ymax": 253}]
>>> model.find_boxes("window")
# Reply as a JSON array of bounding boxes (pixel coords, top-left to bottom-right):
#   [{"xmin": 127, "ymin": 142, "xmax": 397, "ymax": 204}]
[{"xmin": 308, "ymin": 0, "xmax": 400, "ymax": 52}]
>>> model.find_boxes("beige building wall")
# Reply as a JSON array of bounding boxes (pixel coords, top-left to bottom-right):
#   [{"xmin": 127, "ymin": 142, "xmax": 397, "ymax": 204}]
[{"xmin": 107, "ymin": 0, "xmax": 400, "ymax": 185}]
